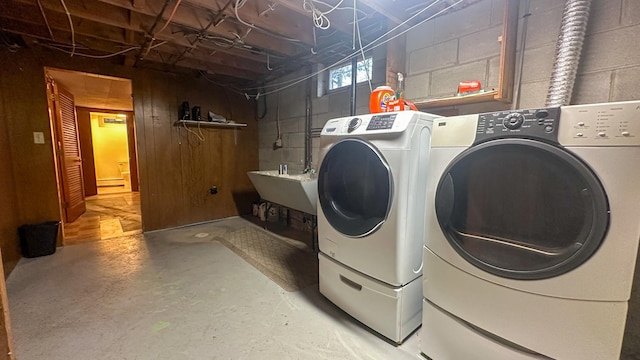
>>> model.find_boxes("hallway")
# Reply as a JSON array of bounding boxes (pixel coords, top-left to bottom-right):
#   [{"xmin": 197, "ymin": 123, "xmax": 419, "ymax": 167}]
[{"xmin": 62, "ymin": 190, "xmax": 141, "ymax": 245}]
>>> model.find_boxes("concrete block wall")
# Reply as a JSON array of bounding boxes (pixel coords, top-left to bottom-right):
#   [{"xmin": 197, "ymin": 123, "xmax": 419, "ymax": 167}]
[
  {"xmin": 259, "ymin": 0, "xmax": 640, "ymax": 172},
  {"xmin": 258, "ymin": 46, "xmax": 387, "ymax": 173},
  {"xmin": 406, "ymin": 0, "xmax": 640, "ymax": 113},
  {"xmin": 405, "ymin": 0, "xmax": 505, "ymax": 106}
]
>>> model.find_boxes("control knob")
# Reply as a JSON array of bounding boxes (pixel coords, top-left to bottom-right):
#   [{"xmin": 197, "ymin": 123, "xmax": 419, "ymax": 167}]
[
  {"xmin": 348, "ymin": 118, "xmax": 361, "ymax": 133},
  {"xmin": 503, "ymin": 113, "xmax": 525, "ymax": 130}
]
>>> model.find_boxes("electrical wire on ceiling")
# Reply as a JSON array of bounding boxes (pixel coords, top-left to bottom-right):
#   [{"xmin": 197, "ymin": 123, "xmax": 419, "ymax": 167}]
[
  {"xmin": 202, "ymin": 28, "xmax": 284, "ymax": 58},
  {"xmin": 204, "ymin": 35, "xmax": 236, "ymax": 49},
  {"xmin": 239, "ymin": 0, "xmax": 448, "ymax": 92},
  {"xmin": 41, "ymin": 43, "xmax": 142, "ymax": 58},
  {"xmin": 198, "ymin": 70, "xmax": 248, "ymax": 96},
  {"xmin": 354, "ymin": 0, "xmax": 372, "ymax": 93},
  {"xmin": 303, "ymin": 0, "xmax": 367, "ymax": 30},
  {"xmin": 36, "ymin": 0, "xmax": 55, "ymax": 40},
  {"xmin": 259, "ymin": 2, "xmax": 278, "ymax": 17},
  {"xmin": 237, "ymin": 0, "xmax": 462, "ymax": 97},
  {"xmin": 58, "ymin": 0, "xmax": 75, "ymax": 56},
  {"xmin": 155, "ymin": 0, "xmax": 183, "ymax": 35},
  {"xmin": 41, "ymin": 38, "xmax": 165, "ymax": 58},
  {"xmin": 141, "ymin": 0, "xmax": 183, "ymax": 59},
  {"xmin": 233, "ymin": 0, "xmax": 302, "ymax": 43}
]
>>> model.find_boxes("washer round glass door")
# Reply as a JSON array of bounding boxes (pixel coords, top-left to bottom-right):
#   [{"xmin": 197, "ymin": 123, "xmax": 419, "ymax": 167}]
[
  {"xmin": 318, "ymin": 139, "xmax": 392, "ymax": 237},
  {"xmin": 435, "ymin": 138, "xmax": 609, "ymax": 280}
]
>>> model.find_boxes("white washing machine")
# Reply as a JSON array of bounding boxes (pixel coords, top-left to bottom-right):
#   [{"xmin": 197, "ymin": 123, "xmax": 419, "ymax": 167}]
[
  {"xmin": 420, "ymin": 101, "xmax": 640, "ymax": 359},
  {"xmin": 317, "ymin": 111, "xmax": 440, "ymax": 343}
]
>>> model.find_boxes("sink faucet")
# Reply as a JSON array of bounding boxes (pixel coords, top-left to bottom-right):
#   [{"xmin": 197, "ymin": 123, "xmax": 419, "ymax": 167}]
[{"xmin": 303, "ymin": 167, "xmax": 315, "ymax": 175}]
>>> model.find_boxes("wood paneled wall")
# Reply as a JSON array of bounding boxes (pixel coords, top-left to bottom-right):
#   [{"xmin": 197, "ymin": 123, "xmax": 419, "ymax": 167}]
[
  {"xmin": 0, "ymin": 45, "xmax": 259, "ymax": 259},
  {"xmin": 133, "ymin": 72, "xmax": 259, "ymax": 231},
  {"xmin": 0, "ymin": 49, "xmax": 61, "ymax": 275},
  {"xmin": 0, "ymin": 65, "xmax": 22, "ymax": 276}
]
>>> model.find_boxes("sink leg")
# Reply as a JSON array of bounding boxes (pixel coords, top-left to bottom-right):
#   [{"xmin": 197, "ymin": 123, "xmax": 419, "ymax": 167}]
[
  {"xmin": 311, "ymin": 215, "xmax": 318, "ymax": 253},
  {"xmin": 263, "ymin": 202, "xmax": 272, "ymax": 230}
]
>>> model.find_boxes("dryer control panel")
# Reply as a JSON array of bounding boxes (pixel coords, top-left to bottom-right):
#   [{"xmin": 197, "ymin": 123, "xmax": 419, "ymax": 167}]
[
  {"xmin": 474, "ymin": 108, "xmax": 560, "ymax": 144},
  {"xmin": 558, "ymin": 101, "xmax": 640, "ymax": 146}
]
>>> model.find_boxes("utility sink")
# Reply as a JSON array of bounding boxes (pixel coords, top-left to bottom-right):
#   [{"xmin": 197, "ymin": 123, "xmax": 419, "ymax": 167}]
[{"xmin": 247, "ymin": 170, "xmax": 317, "ymax": 215}]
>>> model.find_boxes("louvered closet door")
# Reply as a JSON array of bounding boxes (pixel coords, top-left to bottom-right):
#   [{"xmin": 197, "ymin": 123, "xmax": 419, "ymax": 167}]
[{"xmin": 54, "ymin": 83, "xmax": 86, "ymax": 222}]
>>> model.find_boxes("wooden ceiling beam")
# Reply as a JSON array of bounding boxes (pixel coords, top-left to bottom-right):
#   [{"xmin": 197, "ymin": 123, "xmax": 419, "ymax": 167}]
[
  {"xmin": 12, "ymin": 0, "xmax": 277, "ymax": 64},
  {"xmin": 98, "ymin": 0, "xmax": 299, "ymax": 56},
  {"xmin": 143, "ymin": 51, "xmax": 260, "ymax": 80},
  {"xmin": 0, "ymin": 1, "xmax": 127, "ymax": 43},
  {"xmin": 275, "ymin": 0, "xmax": 355, "ymax": 35},
  {"xmin": 358, "ymin": 0, "xmax": 407, "ymax": 25},
  {"xmin": 131, "ymin": 0, "xmax": 145, "ymax": 9},
  {"xmin": 2, "ymin": 18, "xmax": 137, "ymax": 55},
  {"xmin": 13, "ymin": 0, "xmax": 197, "ymax": 47},
  {"xmin": 187, "ymin": 0, "xmax": 315, "ymax": 46},
  {"xmin": 170, "ymin": 45, "xmax": 267, "ymax": 75},
  {"xmin": 0, "ymin": 9, "xmax": 264, "ymax": 80}
]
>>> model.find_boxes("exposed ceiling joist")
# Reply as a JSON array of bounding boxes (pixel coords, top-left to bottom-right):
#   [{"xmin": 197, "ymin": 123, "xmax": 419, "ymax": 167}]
[
  {"xmin": 358, "ymin": 0, "xmax": 408, "ymax": 25},
  {"xmin": 0, "ymin": 0, "xmax": 480, "ymax": 87},
  {"xmin": 0, "ymin": 12, "xmax": 264, "ymax": 80},
  {"xmin": 98, "ymin": 0, "xmax": 300, "ymax": 56},
  {"xmin": 276, "ymin": 0, "xmax": 354, "ymax": 35},
  {"xmin": 188, "ymin": 0, "xmax": 314, "ymax": 46}
]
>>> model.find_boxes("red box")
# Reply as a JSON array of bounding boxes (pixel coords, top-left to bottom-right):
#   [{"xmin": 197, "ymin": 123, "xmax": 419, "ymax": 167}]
[{"xmin": 384, "ymin": 99, "xmax": 418, "ymax": 112}]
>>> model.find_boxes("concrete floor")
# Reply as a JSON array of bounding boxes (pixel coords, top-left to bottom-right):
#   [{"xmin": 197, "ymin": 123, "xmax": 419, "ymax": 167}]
[{"xmin": 6, "ymin": 217, "xmax": 423, "ymax": 360}]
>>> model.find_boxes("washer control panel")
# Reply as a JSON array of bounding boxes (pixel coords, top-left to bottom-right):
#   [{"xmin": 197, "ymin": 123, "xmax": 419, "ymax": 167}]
[
  {"xmin": 474, "ymin": 108, "xmax": 560, "ymax": 144},
  {"xmin": 321, "ymin": 112, "xmax": 421, "ymax": 136},
  {"xmin": 366, "ymin": 113, "xmax": 397, "ymax": 130}
]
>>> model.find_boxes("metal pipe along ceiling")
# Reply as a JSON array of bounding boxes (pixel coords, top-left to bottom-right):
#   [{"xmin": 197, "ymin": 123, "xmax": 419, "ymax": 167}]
[{"xmin": 545, "ymin": 0, "xmax": 592, "ymax": 107}]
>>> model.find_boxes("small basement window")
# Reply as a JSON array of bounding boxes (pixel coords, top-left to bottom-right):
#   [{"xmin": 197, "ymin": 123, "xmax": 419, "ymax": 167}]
[{"xmin": 329, "ymin": 57, "xmax": 372, "ymax": 91}]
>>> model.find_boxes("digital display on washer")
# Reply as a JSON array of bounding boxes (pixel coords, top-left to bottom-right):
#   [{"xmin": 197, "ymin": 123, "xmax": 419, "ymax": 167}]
[{"xmin": 366, "ymin": 114, "xmax": 397, "ymax": 130}]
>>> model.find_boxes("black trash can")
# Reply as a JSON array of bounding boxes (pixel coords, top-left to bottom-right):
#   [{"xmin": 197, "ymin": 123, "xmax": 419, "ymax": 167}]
[{"xmin": 18, "ymin": 221, "xmax": 60, "ymax": 258}]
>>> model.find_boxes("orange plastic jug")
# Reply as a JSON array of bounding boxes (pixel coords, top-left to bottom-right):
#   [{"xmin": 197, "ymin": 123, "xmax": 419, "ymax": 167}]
[{"xmin": 369, "ymin": 86, "xmax": 395, "ymax": 113}]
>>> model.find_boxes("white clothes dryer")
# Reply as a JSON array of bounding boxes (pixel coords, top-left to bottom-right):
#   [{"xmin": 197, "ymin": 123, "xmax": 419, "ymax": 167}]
[
  {"xmin": 317, "ymin": 111, "xmax": 440, "ymax": 343},
  {"xmin": 420, "ymin": 101, "xmax": 640, "ymax": 359}
]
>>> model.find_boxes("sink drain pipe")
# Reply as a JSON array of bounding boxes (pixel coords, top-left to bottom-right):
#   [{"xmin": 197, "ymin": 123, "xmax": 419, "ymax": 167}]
[
  {"xmin": 304, "ymin": 67, "xmax": 313, "ymax": 171},
  {"xmin": 545, "ymin": 0, "xmax": 592, "ymax": 107}
]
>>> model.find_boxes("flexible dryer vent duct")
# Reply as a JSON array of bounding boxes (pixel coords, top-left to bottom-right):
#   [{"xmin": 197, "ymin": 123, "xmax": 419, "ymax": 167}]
[{"xmin": 545, "ymin": 0, "xmax": 592, "ymax": 107}]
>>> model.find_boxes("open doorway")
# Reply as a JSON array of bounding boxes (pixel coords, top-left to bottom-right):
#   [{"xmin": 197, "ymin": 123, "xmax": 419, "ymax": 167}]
[
  {"xmin": 92, "ymin": 112, "xmax": 130, "ymax": 194},
  {"xmin": 44, "ymin": 67, "xmax": 142, "ymax": 245},
  {"xmin": 81, "ymin": 110, "xmax": 138, "ymax": 196}
]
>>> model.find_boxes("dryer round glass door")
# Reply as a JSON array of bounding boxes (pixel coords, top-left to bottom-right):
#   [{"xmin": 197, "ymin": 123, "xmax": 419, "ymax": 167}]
[
  {"xmin": 318, "ymin": 139, "xmax": 392, "ymax": 237},
  {"xmin": 435, "ymin": 138, "xmax": 609, "ymax": 280}
]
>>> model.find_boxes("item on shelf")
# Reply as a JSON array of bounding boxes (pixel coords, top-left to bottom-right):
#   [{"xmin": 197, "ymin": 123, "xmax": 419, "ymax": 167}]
[
  {"xmin": 369, "ymin": 86, "xmax": 395, "ymax": 113},
  {"xmin": 208, "ymin": 111, "xmax": 227, "ymax": 123},
  {"xmin": 385, "ymin": 99, "xmax": 419, "ymax": 112},
  {"xmin": 456, "ymin": 80, "xmax": 483, "ymax": 96},
  {"xmin": 191, "ymin": 106, "xmax": 201, "ymax": 121},
  {"xmin": 180, "ymin": 101, "xmax": 190, "ymax": 120},
  {"xmin": 395, "ymin": 72, "xmax": 405, "ymax": 100}
]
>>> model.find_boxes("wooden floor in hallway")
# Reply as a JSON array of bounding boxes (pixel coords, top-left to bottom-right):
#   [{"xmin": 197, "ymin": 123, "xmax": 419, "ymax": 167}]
[{"xmin": 62, "ymin": 188, "xmax": 141, "ymax": 245}]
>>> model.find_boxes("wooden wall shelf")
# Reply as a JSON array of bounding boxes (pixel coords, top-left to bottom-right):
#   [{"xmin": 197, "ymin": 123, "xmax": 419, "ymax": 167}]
[
  {"xmin": 174, "ymin": 120, "xmax": 247, "ymax": 128},
  {"xmin": 410, "ymin": 0, "xmax": 519, "ymax": 110},
  {"xmin": 414, "ymin": 90, "xmax": 499, "ymax": 109}
]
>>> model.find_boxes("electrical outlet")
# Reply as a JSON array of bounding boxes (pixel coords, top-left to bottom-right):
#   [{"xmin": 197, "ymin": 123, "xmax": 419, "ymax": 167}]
[
  {"xmin": 209, "ymin": 186, "xmax": 218, "ymax": 195},
  {"xmin": 33, "ymin": 132, "xmax": 45, "ymax": 144}
]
